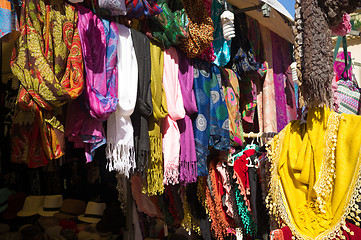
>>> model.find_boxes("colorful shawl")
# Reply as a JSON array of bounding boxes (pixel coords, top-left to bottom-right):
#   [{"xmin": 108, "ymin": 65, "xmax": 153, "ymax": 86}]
[
  {"xmin": 176, "ymin": 49, "xmax": 198, "ymax": 185},
  {"xmin": 193, "ymin": 59, "xmax": 230, "ymax": 176},
  {"xmin": 211, "ymin": 0, "xmax": 231, "ymax": 67},
  {"xmin": 0, "ymin": 0, "xmax": 19, "ymax": 42},
  {"xmin": 125, "ymin": 0, "xmax": 162, "ymax": 19},
  {"xmin": 106, "ymin": 23, "xmax": 138, "ymax": 177},
  {"xmin": 162, "ymin": 47, "xmax": 185, "ymax": 185},
  {"xmin": 130, "ymin": 29, "xmax": 153, "ymax": 174},
  {"xmin": 10, "ymin": 0, "xmax": 84, "ymax": 168},
  {"xmin": 221, "ymin": 68, "xmax": 244, "ymax": 146},
  {"xmin": 266, "ymin": 107, "xmax": 361, "ymax": 239},
  {"xmin": 145, "ymin": 41, "xmax": 168, "ymax": 195},
  {"xmin": 66, "ymin": 5, "xmax": 118, "ymax": 162}
]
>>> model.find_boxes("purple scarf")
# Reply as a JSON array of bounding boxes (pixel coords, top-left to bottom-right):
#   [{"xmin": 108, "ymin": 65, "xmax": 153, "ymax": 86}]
[
  {"xmin": 66, "ymin": 5, "xmax": 118, "ymax": 162},
  {"xmin": 176, "ymin": 49, "xmax": 198, "ymax": 185}
]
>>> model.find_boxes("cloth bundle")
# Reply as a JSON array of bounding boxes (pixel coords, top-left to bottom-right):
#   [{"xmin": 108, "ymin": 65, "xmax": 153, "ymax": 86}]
[{"xmin": 10, "ymin": 0, "xmax": 84, "ymax": 167}]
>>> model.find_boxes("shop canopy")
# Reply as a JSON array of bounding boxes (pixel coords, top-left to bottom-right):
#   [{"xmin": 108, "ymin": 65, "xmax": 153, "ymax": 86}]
[{"xmin": 227, "ymin": 0, "xmax": 294, "ymax": 43}]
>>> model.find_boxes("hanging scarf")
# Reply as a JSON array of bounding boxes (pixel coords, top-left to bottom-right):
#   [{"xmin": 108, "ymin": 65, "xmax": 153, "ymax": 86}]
[
  {"xmin": 221, "ymin": 68, "xmax": 244, "ymax": 146},
  {"xmin": 130, "ymin": 29, "xmax": 153, "ymax": 173},
  {"xmin": 176, "ymin": 49, "xmax": 198, "ymax": 185},
  {"xmin": 125, "ymin": 0, "xmax": 163, "ymax": 19},
  {"xmin": 106, "ymin": 23, "xmax": 138, "ymax": 177},
  {"xmin": 66, "ymin": 5, "xmax": 118, "ymax": 162},
  {"xmin": 266, "ymin": 107, "xmax": 361, "ymax": 239},
  {"xmin": 145, "ymin": 41, "xmax": 168, "ymax": 195},
  {"xmin": 193, "ymin": 59, "xmax": 230, "ymax": 176},
  {"xmin": 162, "ymin": 47, "xmax": 185, "ymax": 185},
  {"xmin": 10, "ymin": 0, "xmax": 84, "ymax": 168}
]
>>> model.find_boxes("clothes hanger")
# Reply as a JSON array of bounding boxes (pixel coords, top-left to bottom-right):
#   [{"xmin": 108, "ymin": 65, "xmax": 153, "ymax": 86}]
[{"xmin": 300, "ymin": 109, "xmax": 308, "ymax": 125}]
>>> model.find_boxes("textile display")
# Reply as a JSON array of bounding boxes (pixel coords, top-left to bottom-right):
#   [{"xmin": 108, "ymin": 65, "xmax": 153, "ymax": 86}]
[
  {"xmin": 66, "ymin": 5, "xmax": 119, "ymax": 162},
  {"xmin": 149, "ymin": 0, "xmax": 188, "ymax": 49},
  {"xmin": 211, "ymin": 0, "xmax": 232, "ymax": 67},
  {"xmin": 162, "ymin": 47, "xmax": 185, "ymax": 185},
  {"xmin": 178, "ymin": 0, "xmax": 214, "ymax": 58},
  {"xmin": 193, "ymin": 59, "xmax": 230, "ymax": 176},
  {"xmin": 125, "ymin": 0, "xmax": 163, "ymax": 19},
  {"xmin": 106, "ymin": 23, "xmax": 138, "ymax": 177},
  {"xmin": 130, "ymin": 29, "xmax": 153, "ymax": 173},
  {"xmin": 176, "ymin": 49, "xmax": 198, "ymax": 185},
  {"xmin": 146, "ymin": 41, "xmax": 168, "ymax": 195},
  {"xmin": 266, "ymin": 107, "xmax": 361, "ymax": 239},
  {"xmin": 0, "ymin": 0, "xmax": 19, "ymax": 41},
  {"xmin": 10, "ymin": 0, "xmax": 84, "ymax": 167}
]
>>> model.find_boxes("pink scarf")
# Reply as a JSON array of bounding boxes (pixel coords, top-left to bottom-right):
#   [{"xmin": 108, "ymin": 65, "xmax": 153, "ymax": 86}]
[{"xmin": 162, "ymin": 47, "xmax": 185, "ymax": 185}]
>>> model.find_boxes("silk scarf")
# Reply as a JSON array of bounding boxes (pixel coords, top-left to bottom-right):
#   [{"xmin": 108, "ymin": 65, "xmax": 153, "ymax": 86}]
[
  {"xmin": 130, "ymin": 29, "xmax": 153, "ymax": 174},
  {"xmin": 193, "ymin": 59, "xmax": 230, "ymax": 176},
  {"xmin": 162, "ymin": 47, "xmax": 185, "ymax": 185},
  {"xmin": 145, "ymin": 41, "xmax": 168, "ymax": 195},
  {"xmin": 66, "ymin": 5, "xmax": 118, "ymax": 162},
  {"xmin": 10, "ymin": 0, "xmax": 84, "ymax": 168},
  {"xmin": 125, "ymin": 0, "xmax": 162, "ymax": 19},
  {"xmin": 221, "ymin": 68, "xmax": 244, "ymax": 146},
  {"xmin": 266, "ymin": 107, "xmax": 361, "ymax": 239},
  {"xmin": 176, "ymin": 48, "xmax": 198, "ymax": 185},
  {"xmin": 106, "ymin": 23, "xmax": 138, "ymax": 177}
]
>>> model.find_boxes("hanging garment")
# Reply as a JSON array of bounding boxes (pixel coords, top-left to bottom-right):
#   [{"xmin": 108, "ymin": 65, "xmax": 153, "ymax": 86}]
[
  {"xmin": 266, "ymin": 107, "xmax": 361, "ymax": 239},
  {"xmin": 178, "ymin": 0, "xmax": 214, "ymax": 58},
  {"xmin": 125, "ymin": 0, "xmax": 162, "ymax": 19},
  {"xmin": 130, "ymin": 29, "xmax": 153, "ymax": 173},
  {"xmin": 271, "ymin": 31, "xmax": 296, "ymax": 132},
  {"xmin": 193, "ymin": 59, "xmax": 230, "ymax": 176},
  {"xmin": 98, "ymin": 0, "xmax": 126, "ymax": 16},
  {"xmin": 10, "ymin": 0, "xmax": 84, "ymax": 168},
  {"xmin": 146, "ymin": 41, "xmax": 168, "ymax": 195},
  {"xmin": 176, "ymin": 49, "xmax": 198, "ymax": 185},
  {"xmin": 211, "ymin": 0, "xmax": 231, "ymax": 67},
  {"xmin": 0, "ymin": 0, "xmax": 19, "ymax": 42},
  {"xmin": 106, "ymin": 23, "xmax": 138, "ymax": 177},
  {"xmin": 66, "ymin": 5, "xmax": 118, "ymax": 162},
  {"xmin": 162, "ymin": 47, "xmax": 185, "ymax": 185},
  {"xmin": 221, "ymin": 68, "xmax": 244, "ymax": 146}
]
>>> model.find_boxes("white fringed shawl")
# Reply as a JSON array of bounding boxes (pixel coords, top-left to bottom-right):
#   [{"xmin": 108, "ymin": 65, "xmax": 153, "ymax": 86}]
[{"xmin": 106, "ymin": 24, "xmax": 138, "ymax": 177}]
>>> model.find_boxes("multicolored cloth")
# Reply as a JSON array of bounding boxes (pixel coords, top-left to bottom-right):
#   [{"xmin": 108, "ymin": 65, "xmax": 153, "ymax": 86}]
[
  {"xmin": 125, "ymin": 0, "xmax": 162, "ymax": 19},
  {"xmin": 221, "ymin": 68, "xmax": 244, "ymax": 146},
  {"xmin": 10, "ymin": 0, "xmax": 84, "ymax": 168},
  {"xmin": 66, "ymin": 5, "xmax": 119, "ymax": 162},
  {"xmin": 193, "ymin": 59, "xmax": 230, "ymax": 176},
  {"xmin": 0, "ymin": 0, "xmax": 19, "ymax": 41}
]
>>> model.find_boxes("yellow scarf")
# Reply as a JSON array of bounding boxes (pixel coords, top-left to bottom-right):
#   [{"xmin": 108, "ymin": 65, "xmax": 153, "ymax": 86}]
[{"xmin": 266, "ymin": 107, "xmax": 361, "ymax": 239}]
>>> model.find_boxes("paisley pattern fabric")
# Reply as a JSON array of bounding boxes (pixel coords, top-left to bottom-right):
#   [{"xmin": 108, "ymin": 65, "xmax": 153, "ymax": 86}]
[
  {"xmin": 193, "ymin": 59, "xmax": 230, "ymax": 176},
  {"xmin": 10, "ymin": 0, "xmax": 84, "ymax": 167},
  {"xmin": 125, "ymin": 0, "xmax": 162, "ymax": 19},
  {"xmin": 66, "ymin": 5, "xmax": 119, "ymax": 162}
]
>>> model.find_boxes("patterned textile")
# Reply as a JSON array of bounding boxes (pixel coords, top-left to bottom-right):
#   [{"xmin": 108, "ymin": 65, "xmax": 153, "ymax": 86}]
[
  {"xmin": 193, "ymin": 59, "xmax": 230, "ymax": 176},
  {"xmin": 240, "ymin": 72, "xmax": 258, "ymax": 124},
  {"xmin": 221, "ymin": 68, "xmax": 244, "ymax": 146},
  {"xmin": 125, "ymin": 0, "xmax": 162, "ymax": 19},
  {"xmin": 178, "ymin": 0, "xmax": 214, "ymax": 58},
  {"xmin": 0, "ymin": 0, "xmax": 19, "ymax": 41},
  {"xmin": 334, "ymin": 51, "xmax": 353, "ymax": 81},
  {"xmin": 337, "ymin": 79, "xmax": 361, "ymax": 115},
  {"xmin": 149, "ymin": 0, "xmax": 188, "ymax": 49},
  {"xmin": 10, "ymin": 0, "xmax": 84, "ymax": 168},
  {"xmin": 271, "ymin": 31, "xmax": 296, "ymax": 132},
  {"xmin": 66, "ymin": 5, "xmax": 118, "ymax": 162},
  {"xmin": 212, "ymin": 0, "xmax": 231, "ymax": 67}
]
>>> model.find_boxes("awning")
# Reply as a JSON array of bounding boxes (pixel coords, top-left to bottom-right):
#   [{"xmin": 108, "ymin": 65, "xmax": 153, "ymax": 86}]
[{"xmin": 227, "ymin": 0, "xmax": 294, "ymax": 43}]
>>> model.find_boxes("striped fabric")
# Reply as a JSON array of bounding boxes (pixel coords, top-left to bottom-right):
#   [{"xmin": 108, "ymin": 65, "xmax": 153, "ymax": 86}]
[{"xmin": 337, "ymin": 79, "xmax": 361, "ymax": 115}]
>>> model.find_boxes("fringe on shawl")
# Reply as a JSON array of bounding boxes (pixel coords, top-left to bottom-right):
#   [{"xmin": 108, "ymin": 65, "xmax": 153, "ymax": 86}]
[
  {"xmin": 143, "ymin": 135, "xmax": 164, "ymax": 196},
  {"xmin": 106, "ymin": 143, "xmax": 136, "ymax": 178},
  {"xmin": 181, "ymin": 193, "xmax": 201, "ymax": 236},
  {"xmin": 163, "ymin": 164, "xmax": 180, "ymax": 185},
  {"xmin": 136, "ymin": 150, "xmax": 149, "ymax": 176},
  {"xmin": 116, "ymin": 173, "xmax": 127, "ymax": 213},
  {"xmin": 180, "ymin": 160, "xmax": 197, "ymax": 185}
]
